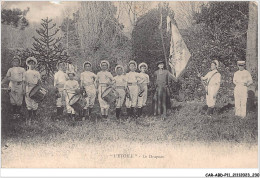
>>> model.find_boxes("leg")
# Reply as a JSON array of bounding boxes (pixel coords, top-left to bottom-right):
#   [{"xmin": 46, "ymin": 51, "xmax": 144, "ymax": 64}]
[{"xmin": 240, "ymin": 88, "xmax": 248, "ymax": 118}]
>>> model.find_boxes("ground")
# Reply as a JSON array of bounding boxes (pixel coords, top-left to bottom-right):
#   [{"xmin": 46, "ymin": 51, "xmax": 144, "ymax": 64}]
[{"xmin": 1, "ymin": 86, "xmax": 258, "ymax": 168}]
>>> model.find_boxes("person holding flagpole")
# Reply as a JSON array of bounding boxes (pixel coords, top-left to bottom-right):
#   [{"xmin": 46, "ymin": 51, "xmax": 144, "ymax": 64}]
[{"xmin": 153, "ymin": 61, "xmax": 177, "ymax": 120}]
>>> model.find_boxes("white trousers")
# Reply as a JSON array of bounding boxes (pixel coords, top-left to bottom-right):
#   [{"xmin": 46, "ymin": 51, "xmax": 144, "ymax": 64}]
[
  {"xmin": 65, "ymin": 92, "xmax": 75, "ymax": 114},
  {"xmin": 137, "ymin": 85, "xmax": 148, "ymax": 108},
  {"xmin": 115, "ymin": 88, "xmax": 126, "ymax": 108},
  {"xmin": 234, "ymin": 85, "xmax": 247, "ymax": 118},
  {"xmin": 206, "ymin": 85, "xmax": 219, "ymax": 107},
  {"xmin": 125, "ymin": 85, "xmax": 138, "ymax": 108},
  {"xmin": 25, "ymin": 85, "xmax": 38, "ymax": 110},
  {"xmin": 9, "ymin": 82, "xmax": 23, "ymax": 106},
  {"xmin": 98, "ymin": 85, "xmax": 109, "ymax": 109},
  {"xmin": 56, "ymin": 88, "xmax": 66, "ymax": 107},
  {"xmin": 84, "ymin": 85, "xmax": 96, "ymax": 109}
]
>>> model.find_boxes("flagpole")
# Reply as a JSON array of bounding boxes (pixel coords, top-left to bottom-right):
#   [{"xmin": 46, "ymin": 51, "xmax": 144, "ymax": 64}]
[{"xmin": 159, "ymin": 5, "xmax": 169, "ymax": 70}]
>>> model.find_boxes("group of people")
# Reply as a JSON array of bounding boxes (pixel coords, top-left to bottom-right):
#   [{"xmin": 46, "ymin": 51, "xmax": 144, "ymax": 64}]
[
  {"xmin": 2, "ymin": 55, "xmax": 254, "ymax": 124},
  {"xmin": 55, "ymin": 59, "xmax": 173, "ymax": 122}
]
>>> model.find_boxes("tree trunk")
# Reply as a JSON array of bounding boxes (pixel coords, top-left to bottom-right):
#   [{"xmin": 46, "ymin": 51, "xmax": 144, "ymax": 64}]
[{"xmin": 246, "ymin": 2, "xmax": 258, "ymax": 91}]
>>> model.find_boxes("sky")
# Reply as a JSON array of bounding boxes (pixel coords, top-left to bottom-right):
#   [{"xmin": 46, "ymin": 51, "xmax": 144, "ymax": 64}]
[{"xmin": 1, "ymin": 1, "xmax": 201, "ymax": 32}]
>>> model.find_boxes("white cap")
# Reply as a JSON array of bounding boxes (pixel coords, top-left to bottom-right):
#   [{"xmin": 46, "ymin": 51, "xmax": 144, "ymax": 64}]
[
  {"xmin": 83, "ymin": 61, "xmax": 92, "ymax": 68},
  {"xmin": 115, "ymin": 65, "xmax": 124, "ymax": 72},
  {"xmin": 138, "ymin": 62, "xmax": 148, "ymax": 71},
  {"xmin": 12, "ymin": 56, "xmax": 21, "ymax": 64},
  {"xmin": 128, "ymin": 60, "xmax": 137, "ymax": 67},
  {"xmin": 56, "ymin": 61, "xmax": 65, "ymax": 70},
  {"xmin": 26, "ymin": 57, "xmax": 37, "ymax": 66},
  {"xmin": 100, "ymin": 60, "xmax": 110, "ymax": 68},
  {"xmin": 237, "ymin": 61, "xmax": 246, "ymax": 65}
]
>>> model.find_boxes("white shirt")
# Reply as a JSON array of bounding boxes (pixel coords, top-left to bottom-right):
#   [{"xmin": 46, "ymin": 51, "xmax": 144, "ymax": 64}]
[
  {"xmin": 6, "ymin": 67, "xmax": 25, "ymax": 82},
  {"xmin": 96, "ymin": 71, "xmax": 113, "ymax": 84},
  {"xmin": 233, "ymin": 70, "xmax": 253, "ymax": 86},
  {"xmin": 80, "ymin": 71, "xmax": 96, "ymax": 86},
  {"xmin": 64, "ymin": 80, "xmax": 79, "ymax": 94},
  {"xmin": 54, "ymin": 70, "xmax": 68, "ymax": 88},
  {"xmin": 6, "ymin": 67, "xmax": 26, "ymax": 88},
  {"xmin": 24, "ymin": 69, "xmax": 41, "ymax": 85},
  {"xmin": 138, "ymin": 72, "xmax": 149, "ymax": 84},
  {"xmin": 126, "ymin": 71, "xmax": 142, "ymax": 83},
  {"xmin": 203, "ymin": 69, "xmax": 221, "ymax": 87},
  {"xmin": 114, "ymin": 75, "xmax": 127, "ymax": 87}
]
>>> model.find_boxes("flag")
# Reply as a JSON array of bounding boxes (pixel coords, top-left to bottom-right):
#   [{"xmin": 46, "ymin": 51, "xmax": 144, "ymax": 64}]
[{"xmin": 167, "ymin": 16, "xmax": 191, "ymax": 78}]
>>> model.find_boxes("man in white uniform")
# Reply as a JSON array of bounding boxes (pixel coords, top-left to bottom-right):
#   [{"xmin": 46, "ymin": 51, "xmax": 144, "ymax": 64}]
[
  {"xmin": 54, "ymin": 61, "xmax": 68, "ymax": 118},
  {"xmin": 200, "ymin": 60, "xmax": 221, "ymax": 115},
  {"xmin": 233, "ymin": 60, "xmax": 253, "ymax": 118},
  {"xmin": 80, "ymin": 61, "xmax": 97, "ymax": 120}
]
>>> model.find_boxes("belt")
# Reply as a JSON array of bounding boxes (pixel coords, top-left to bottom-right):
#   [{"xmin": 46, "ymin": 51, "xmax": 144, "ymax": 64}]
[
  {"xmin": 99, "ymin": 83, "xmax": 109, "ymax": 87},
  {"xmin": 127, "ymin": 82, "xmax": 137, "ymax": 86},
  {"xmin": 116, "ymin": 86, "xmax": 125, "ymax": 89},
  {"xmin": 84, "ymin": 82, "xmax": 95, "ymax": 87},
  {"xmin": 11, "ymin": 81, "xmax": 23, "ymax": 85},
  {"xmin": 27, "ymin": 83, "xmax": 36, "ymax": 87}
]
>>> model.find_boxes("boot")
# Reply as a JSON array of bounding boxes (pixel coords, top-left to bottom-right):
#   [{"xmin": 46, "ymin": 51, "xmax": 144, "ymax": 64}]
[
  {"xmin": 137, "ymin": 108, "xmax": 141, "ymax": 117},
  {"xmin": 127, "ymin": 108, "xmax": 131, "ymax": 117},
  {"xmin": 72, "ymin": 114, "xmax": 75, "ymax": 121},
  {"xmin": 16, "ymin": 106, "xmax": 22, "ymax": 118},
  {"xmin": 89, "ymin": 108, "xmax": 92, "ymax": 115},
  {"xmin": 82, "ymin": 109, "xmax": 87, "ymax": 121},
  {"xmin": 116, "ymin": 108, "xmax": 120, "ymax": 119},
  {"xmin": 32, "ymin": 110, "xmax": 37, "ymax": 120},
  {"xmin": 207, "ymin": 107, "xmax": 213, "ymax": 116},
  {"xmin": 27, "ymin": 110, "xmax": 32, "ymax": 124},
  {"xmin": 57, "ymin": 107, "xmax": 61, "ymax": 116},
  {"xmin": 131, "ymin": 107, "xmax": 135, "ymax": 118}
]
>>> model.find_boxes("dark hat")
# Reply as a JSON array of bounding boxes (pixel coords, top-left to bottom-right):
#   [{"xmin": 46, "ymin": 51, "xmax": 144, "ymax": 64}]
[{"xmin": 157, "ymin": 60, "xmax": 165, "ymax": 66}]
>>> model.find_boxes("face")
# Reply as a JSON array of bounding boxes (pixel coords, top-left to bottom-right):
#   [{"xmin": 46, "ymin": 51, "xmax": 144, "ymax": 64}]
[
  {"xmin": 101, "ymin": 63, "xmax": 108, "ymax": 71},
  {"xmin": 68, "ymin": 73, "xmax": 74, "ymax": 80},
  {"xmin": 211, "ymin": 63, "xmax": 217, "ymax": 70},
  {"xmin": 116, "ymin": 67, "xmax": 123, "ymax": 75},
  {"xmin": 84, "ymin": 64, "xmax": 91, "ymax": 71},
  {"xmin": 238, "ymin": 65, "xmax": 245, "ymax": 71},
  {"xmin": 59, "ymin": 63, "xmax": 66, "ymax": 72},
  {"xmin": 28, "ymin": 61, "xmax": 36, "ymax": 69},
  {"xmin": 129, "ymin": 64, "xmax": 136, "ymax": 71},
  {"xmin": 158, "ymin": 63, "xmax": 164, "ymax": 69},
  {"xmin": 140, "ymin": 66, "xmax": 146, "ymax": 73},
  {"xmin": 12, "ymin": 58, "xmax": 20, "ymax": 67}
]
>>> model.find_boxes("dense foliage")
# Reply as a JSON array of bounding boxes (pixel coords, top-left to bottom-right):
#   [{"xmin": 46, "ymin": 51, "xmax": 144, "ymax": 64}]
[
  {"xmin": 132, "ymin": 2, "xmax": 250, "ymax": 102},
  {"xmin": 1, "ymin": 8, "xmax": 30, "ymax": 30}
]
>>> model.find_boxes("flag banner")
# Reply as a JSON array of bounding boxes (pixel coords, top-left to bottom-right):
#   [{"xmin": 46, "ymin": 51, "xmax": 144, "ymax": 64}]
[{"xmin": 168, "ymin": 16, "xmax": 191, "ymax": 78}]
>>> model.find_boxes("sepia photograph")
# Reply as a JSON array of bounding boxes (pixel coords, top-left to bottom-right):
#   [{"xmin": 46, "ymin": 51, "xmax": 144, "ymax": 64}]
[{"xmin": 1, "ymin": 0, "xmax": 258, "ymax": 172}]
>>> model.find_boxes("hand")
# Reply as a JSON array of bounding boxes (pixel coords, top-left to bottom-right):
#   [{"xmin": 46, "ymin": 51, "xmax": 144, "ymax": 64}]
[{"xmin": 244, "ymin": 83, "xmax": 248, "ymax": 87}]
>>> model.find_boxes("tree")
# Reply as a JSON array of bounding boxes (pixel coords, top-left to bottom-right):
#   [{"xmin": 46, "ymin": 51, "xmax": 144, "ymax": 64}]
[
  {"xmin": 246, "ymin": 2, "xmax": 258, "ymax": 90},
  {"xmin": 1, "ymin": 7, "xmax": 30, "ymax": 30},
  {"xmin": 74, "ymin": 2, "xmax": 131, "ymax": 72},
  {"xmin": 32, "ymin": 17, "xmax": 69, "ymax": 78},
  {"xmin": 60, "ymin": 11, "xmax": 81, "ymax": 58}
]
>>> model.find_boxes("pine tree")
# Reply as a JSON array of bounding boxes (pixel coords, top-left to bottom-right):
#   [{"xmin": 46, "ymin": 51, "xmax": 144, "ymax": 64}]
[{"xmin": 32, "ymin": 17, "xmax": 69, "ymax": 78}]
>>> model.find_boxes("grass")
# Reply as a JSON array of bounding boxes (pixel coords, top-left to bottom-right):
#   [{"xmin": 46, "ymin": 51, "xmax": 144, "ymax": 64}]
[
  {"xmin": 1, "ymin": 85, "xmax": 258, "ymax": 168},
  {"xmin": 1, "ymin": 85, "xmax": 258, "ymax": 147}
]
